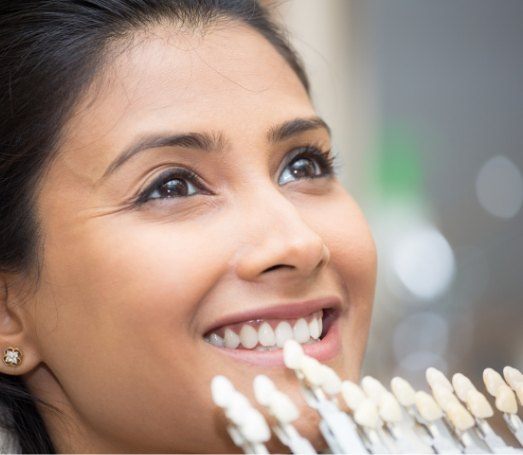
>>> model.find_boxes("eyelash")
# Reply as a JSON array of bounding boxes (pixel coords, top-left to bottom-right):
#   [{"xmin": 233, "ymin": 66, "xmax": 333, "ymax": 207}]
[{"xmin": 133, "ymin": 145, "xmax": 340, "ymax": 206}]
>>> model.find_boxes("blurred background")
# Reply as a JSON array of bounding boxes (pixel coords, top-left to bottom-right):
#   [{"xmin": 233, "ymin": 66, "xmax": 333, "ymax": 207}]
[{"xmin": 268, "ymin": 0, "xmax": 523, "ymax": 388}]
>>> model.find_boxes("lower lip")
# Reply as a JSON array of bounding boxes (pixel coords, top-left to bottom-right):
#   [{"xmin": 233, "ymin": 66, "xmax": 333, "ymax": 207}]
[{"xmin": 207, "ymin": 318, "xmax": 342, "ymax": 367}]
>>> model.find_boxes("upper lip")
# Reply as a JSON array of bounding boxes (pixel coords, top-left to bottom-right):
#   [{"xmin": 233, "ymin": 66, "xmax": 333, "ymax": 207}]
[{"xmin": 202, "ymin": 295, "xmax": 342, "ymax": 336}]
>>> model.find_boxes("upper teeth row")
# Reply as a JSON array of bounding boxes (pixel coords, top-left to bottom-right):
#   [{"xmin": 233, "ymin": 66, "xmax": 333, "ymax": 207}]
[{"xmin": 205, "ymin": 311, "xmax": 323, "ymax": 350}]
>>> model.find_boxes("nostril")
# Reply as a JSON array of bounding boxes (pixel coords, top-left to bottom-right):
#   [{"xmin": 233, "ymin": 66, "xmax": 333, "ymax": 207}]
[{"xmin": 263, "ymin": 264, "xmax": 292, "ymax": 273}]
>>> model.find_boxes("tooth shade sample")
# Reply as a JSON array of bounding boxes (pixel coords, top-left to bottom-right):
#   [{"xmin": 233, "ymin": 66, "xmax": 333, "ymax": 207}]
[
  {"xmin": 300, "ymin": 355, "xmax": 324, "ymax": 386},
  {"xmin": 483, "ymin": 368, "xmax": 506, "ymax": 397},
  {"xmin": 283, "ymin": 339, "xmax": 304, "ymax": 369},
  {"xmin": 503, "ymin": 366, "xmax": 523, "ymax": 388},
  {"xmin": 354, "ymin": 398, "xmax": 379, "ymax": 429},
  {"xmin": 495, "ymin": 384, "xmax": 518, "ymax": 414},
  {"xmin": 253, "ymin": 375, "xmax": 276, "ymax": 406},
  {"xmin": 239, "ymin": 325, "xmax": 258, "ymax": 349},
  {"xmin": 319, "ymin": 365, "xmax": 342, "ymax": 395},
  {"xmin": 258, "ymin": 322, "xmax": 275, "ymax": 347},
  {"xmin": 415, "ymin": 391, "xmax": 443, "ymax": 422},
  {"xmin": 293, "ymin": 318, "xmax": 310, "ymax": 343},
  {"xmin": 465, "ymin": 390, "xmax": 493, "ymax": 418},
  {"xmin": 379, "ymin": 392, "xmax": 403, "ymax": 423},
  {"xmin": 275, "ymin": 321, "xmax": 293, "ymax": 348},
  {"xmin": 426, "ymin": 367, "xmax": 453, "ymax": 391},
  {"xmin": 341, "ymin": 380, "xmax": 366, "ymax": 411},
  {"xmin": 240, "ymin": 408, "xmax": 271, "ymax": 443},
  {"xmin": 268, "ymin": 390, "xmax": 299, "ymax": 423},
  {"xmin": 514, "ymin": 382, "xmax": 523, "ymax": 405},
  {"xmin": 391, "ymin": 377, "xmax": 416, "ymax": 407},
  {"xmin": 361, "ymin": 376, "xmax": 388, "ymax": 405},
  {"xmin": 452, "ymin": 373, "xmax": 477, "ymax": 401},
  {"xmin": 432, "ymin": 385, "xmax": 460, "ymax": 411},
  {"xmin": 211, "ymin": 375, "xmax": 236, "ymax": 408},
  {"xmin": 224, "ymin": 328, "xmax": 240, "ymax": 349},
  {"xmin": 446, "ymin": 401, "xmax": 475, "ymax": 432}
]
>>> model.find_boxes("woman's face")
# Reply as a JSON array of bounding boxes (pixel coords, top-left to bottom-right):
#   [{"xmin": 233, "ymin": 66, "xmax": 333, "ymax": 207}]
[{"xmin": 23, "ymin": 22, "xmax": 377, "ymax": 452}]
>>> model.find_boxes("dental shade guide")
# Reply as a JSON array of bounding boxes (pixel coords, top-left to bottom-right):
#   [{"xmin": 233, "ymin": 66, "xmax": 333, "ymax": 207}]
[
  {"xmin": 211, "ymin": 359, "xmax": 523, "ymax": 454},
  {"xmin": 211, "ymin": 375, "xmax": 270, "ymax": 454},
  {"xmin": 253, "ymin": 374, "xmax": 317, "ymax": 454}
]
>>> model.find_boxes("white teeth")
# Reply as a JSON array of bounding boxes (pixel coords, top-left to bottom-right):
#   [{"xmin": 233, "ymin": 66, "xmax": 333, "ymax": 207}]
[
  {"xmin": 293, "ymin": 318, "xmax": 310, "ymax": 343},
  {"xmin": 258, "ymin": 322, "xmax": 275, "ymax": 347},
  {"xmin": 309, "ymin": 311, "xmax": 323, "ymax": 340},
  {"xmin": 239, "ymin": 324, "xmax": 258, "ymax": 349},
  {"xmin": 275, "ymin": 321, "xmax": 294, "ymax": 348},
  {"xmin": 207, "ymin": 311, "xmax": 326, "ymax": 350},
  {"xmin": 208, "ymin": 333, "xmax": 224, "ymax": 347},
  {"xmin": 224, "ymin": 328, "xmax": 240, "ymax": 349}
]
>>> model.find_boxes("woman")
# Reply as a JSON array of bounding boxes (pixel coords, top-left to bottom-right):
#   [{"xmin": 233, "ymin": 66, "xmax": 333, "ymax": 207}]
[{"xmin": 0, "ymin": 0, "xmax": 377, "ymax": 452}]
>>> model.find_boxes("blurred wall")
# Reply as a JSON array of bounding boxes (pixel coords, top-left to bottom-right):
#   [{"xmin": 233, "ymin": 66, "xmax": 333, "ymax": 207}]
[{"xmin": 272, "ymin": 0, "xmax": 523, "ymax": 386}]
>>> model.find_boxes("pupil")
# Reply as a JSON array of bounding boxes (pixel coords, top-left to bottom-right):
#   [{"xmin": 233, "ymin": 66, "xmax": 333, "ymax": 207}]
[
  {"xmin": 161, "ymin": 179, "xmax": 187, "ymax": 197},
  {"xmin": 291, "ymin": 158, "xmax": 315, "ymax": 178}
]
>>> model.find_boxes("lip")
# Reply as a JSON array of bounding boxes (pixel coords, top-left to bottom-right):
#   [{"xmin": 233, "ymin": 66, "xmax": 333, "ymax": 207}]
[
  {"xmin": 206, "ymin": 317, "xmax": 342, "ymax": 366},
  {"xmin": 202, "ymin": 295, "xmax": 342, "ymax": 336}
]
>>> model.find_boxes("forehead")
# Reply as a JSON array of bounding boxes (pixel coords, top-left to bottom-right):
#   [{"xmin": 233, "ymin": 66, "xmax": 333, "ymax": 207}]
[{"xmin": 58, "ymin": 21, "xmax": 313, "ymax": 183}]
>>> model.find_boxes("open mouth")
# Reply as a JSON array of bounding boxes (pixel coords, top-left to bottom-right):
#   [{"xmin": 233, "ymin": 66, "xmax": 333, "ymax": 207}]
[
  {"xmin": 203, "ymin": 307, "xmax": 339, "ymax": 350},
  {"xmin": 201, "ymin": 298, "xmax": 342, "ymax": 365}
]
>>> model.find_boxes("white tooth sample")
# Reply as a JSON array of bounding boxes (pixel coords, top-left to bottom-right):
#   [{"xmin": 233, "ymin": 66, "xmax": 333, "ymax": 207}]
[
  {"xmin": 446, "ymin": 401, "xmax": 475, "ymax": 432},
  {"xmin": 253, "ymin": 375, "xmax": 276, "ymax": 406},
  {"xmin": 483, "ymin": 368, "xmax": 506, "ymax": 397},
  {"xmin": 319, "ymin": 365, "xmax": 342, "ymax": 395},
  {"xmin": 275, "ymin": 321, "xmax": 294, "ymax": 348},
  {"xmin": 452, "ymin": 373, "xmax": 477, "ymax": 402},
  {"xmin": 257, "ymin": 322, "xmax": 276, "ymax": 347},
  {"xmin": 207, "ymin": 332, "xmax": 224, "ymax": 347},
  {"xmin": 465, "ymin": 389, "xmax": 493, "ymax": 419},
  {"xmin": 379, "ymin": 392, "xmax": 403, "ymax": 423},
  {"xmin": 495, "ymin": 384, "xmax": 518, "ymax": 414},
  {"xmin": 361, "ymin": 376, "xmax": 388, "ymax": 405},
  {"xmin": 391, "ymin": 376, "xmax": 416, "ymax": 407},
  {"xmin": 354, "ymin": 398, "xmax": 379, "ymax": 429},
  {"xmin": 503, "ymin": 366, "xmax": 523, "ymax": 388},
  {"xmin": 293, "ymin": 318, "xmax": 310, "ymax": 343},
  {"xmin": 514, "ymin": 382, "xmax": 523, "ymax": 405},
  {"xmin": 211, "ymin": 375, "xmax": 235, "ymax": 408},
  {"xmin": 268, "ymin": 390, "xmax": 299, "ymax": 423},
  {"xmin": 308, "ymin": 316, "xmax": 321, "ymax": 339},
  {"xmin": 426, "ymin": 367, "xmax": 453, "ymax": 391},
  {"xmin": 239, "ymin": 324, "xmax": 258, "ymax": 349},
  {"xmin": 432, "ymin": 385, "xmax": 459, "ymax": 411},
  {"xmin": 224, "ymin": 328, "xmax": 240, "ymax": 349},
  {"xmin": 341, "ymin": 380, "xmax": 366, "ymax": 411},
  {"xmin": 283, "ymin": 339, "xmax": 304, "ymax": 369},
  {"xmin": 415, "ymin": 391, "xmax": 443, "ymax": 422},
  {"xmin": 240, "ymin": 408, "xmax": 271, "ymax": 443},
  {"xmin": 226, "ymin": 391, "xmax": 253, "ymax": 424},
  {"xmin": 300, "ymin": 355, "xmax": 324, "ymax": 386}
]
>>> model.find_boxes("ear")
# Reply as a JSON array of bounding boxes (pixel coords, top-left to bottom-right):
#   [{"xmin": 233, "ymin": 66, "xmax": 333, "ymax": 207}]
[{"xmin": 0, "ymin": 273, "xmax": 42, "ymax": 375}]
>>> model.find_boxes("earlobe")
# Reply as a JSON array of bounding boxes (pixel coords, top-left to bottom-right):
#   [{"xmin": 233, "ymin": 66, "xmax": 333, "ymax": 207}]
[{"xmin": 0, "ymin": 275, "xmax": 42, "ymax": 375}]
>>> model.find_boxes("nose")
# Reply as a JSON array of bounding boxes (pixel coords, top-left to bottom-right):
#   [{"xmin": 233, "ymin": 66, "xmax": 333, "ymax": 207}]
[{"xmin": 232, "ymin": 188, "xmax": 331, "ymax": 283}]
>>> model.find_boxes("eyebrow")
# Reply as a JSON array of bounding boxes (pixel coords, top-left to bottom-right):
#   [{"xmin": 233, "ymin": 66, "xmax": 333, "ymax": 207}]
[{"xmin": 100, "ymin": 116, "xmax": 331, "ymax": 180}]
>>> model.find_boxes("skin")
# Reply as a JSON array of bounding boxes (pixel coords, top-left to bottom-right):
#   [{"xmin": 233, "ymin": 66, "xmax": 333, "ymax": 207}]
[{"xmin": 0, "ymin": 21, "xmax": 377, "ymax": 453}]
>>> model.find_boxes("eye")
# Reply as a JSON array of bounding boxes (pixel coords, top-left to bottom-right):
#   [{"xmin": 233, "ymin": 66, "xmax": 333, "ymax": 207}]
[
  {"xmin": 134, "ymin": 168, "xmax": 207, "ymax": 205},
  {"xmin": 278, "ymin": 146, "xmax": 337, "ymax": 185}
]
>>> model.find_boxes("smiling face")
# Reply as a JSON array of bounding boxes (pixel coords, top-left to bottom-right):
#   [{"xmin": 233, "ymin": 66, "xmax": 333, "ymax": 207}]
[{"xmin": 20, "ymin": 21, "xmax": 377, "ymax": 452}]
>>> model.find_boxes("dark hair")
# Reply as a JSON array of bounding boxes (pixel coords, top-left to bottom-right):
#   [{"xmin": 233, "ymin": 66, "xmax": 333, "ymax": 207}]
[{"xmin": 0, "ymin": 1, "xmax": 310, "ymax": 452}]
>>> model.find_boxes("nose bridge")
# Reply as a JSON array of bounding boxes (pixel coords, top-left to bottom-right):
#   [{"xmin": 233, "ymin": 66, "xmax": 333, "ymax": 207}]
[{"xmin": 232, "ymin": 182, "xmax": 329, "ymax": 280}]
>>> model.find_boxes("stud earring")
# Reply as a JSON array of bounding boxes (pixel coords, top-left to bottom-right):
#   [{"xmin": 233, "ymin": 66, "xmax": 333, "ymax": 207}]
[{"xmin": 3, "ymin": 347, "xmax": 23, "ymax": 367}]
